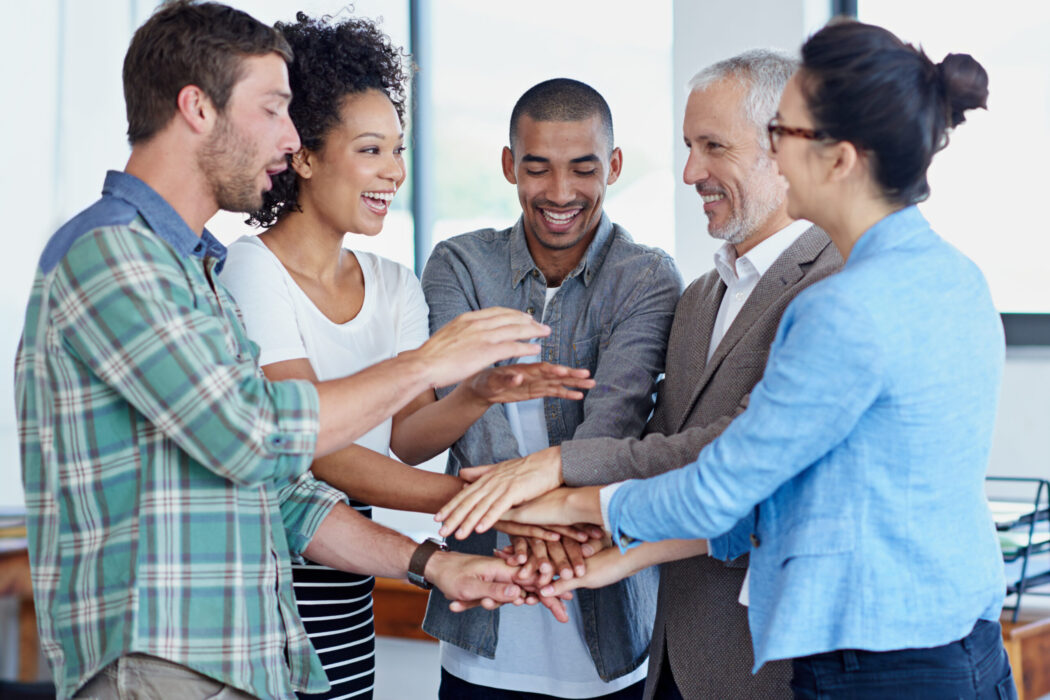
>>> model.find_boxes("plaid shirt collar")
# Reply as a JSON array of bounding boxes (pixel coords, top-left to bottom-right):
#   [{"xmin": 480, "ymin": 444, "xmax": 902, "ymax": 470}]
[{"xmin": 102, "ymin": 170, "xmax": 228, "ymax": 270}]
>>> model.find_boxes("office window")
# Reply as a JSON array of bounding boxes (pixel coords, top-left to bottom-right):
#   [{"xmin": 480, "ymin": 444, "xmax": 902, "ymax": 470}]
[{"xmin": 858, "ymin": 0, "xmax": 1050, "ymax": 314}]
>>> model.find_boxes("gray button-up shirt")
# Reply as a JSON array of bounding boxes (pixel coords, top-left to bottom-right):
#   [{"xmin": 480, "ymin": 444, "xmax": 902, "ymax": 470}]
[{"xmin": 420, "ymin": 213, "xmax": 682, "ymax": 681}]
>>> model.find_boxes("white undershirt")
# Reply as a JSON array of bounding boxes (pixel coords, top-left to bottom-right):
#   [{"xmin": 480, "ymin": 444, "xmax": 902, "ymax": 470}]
[{"xmin": 441, "ymin": 286, "xmax": 647, "ymax": 697}]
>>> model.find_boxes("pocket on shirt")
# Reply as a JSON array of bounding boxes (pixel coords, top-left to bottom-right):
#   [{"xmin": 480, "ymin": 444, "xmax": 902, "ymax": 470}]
[
  {"xmin": 776, "ymin": 516, "xmax": 855, "ymax": 567},
  {"xmin": 571, "ymin": 333, "xmax": 600, "ymax": 374}
]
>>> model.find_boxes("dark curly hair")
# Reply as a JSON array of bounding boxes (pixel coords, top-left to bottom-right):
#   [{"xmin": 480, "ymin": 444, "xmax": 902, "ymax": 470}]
[{"xmin": 247, "ymin": 11, "xmax": 410, "ymax": 227}]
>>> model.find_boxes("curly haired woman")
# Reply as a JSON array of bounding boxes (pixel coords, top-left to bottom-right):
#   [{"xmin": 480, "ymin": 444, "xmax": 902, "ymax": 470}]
[{"xmin": 219, "ymin": 12, "xmax": 594, "ymax": 700}]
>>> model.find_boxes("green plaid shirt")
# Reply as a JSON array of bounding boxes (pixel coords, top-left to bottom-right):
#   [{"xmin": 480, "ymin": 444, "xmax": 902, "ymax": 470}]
[{"xmin": 16, "ymin": 171, "xmax": 344, "ymax": 699}]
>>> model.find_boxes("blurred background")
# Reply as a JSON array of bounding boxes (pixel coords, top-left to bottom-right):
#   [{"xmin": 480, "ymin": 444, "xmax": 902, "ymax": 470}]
[{"xmin": 1, "ymin": 0, "xmax": 1049, "ymax": 694}]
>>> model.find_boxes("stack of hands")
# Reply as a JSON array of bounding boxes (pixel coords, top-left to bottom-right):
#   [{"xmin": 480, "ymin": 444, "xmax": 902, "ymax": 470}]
[
  {"xmin": 414, "ymin": 351, "xmax": 708, "ymax": 620},
  {"xmin": 424, "ymin": 447, "xmax": 689, "ymax": 621}
]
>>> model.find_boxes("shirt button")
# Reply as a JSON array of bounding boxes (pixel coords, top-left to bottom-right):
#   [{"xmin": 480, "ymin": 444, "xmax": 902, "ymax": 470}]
[
  {"xmin": 531, "ymin": 269, "xmax": 539, "ymax": 277},
  {"xmin": 735, "ymin": 292, "xmax": 745, "ymax": 301},
  {"xmin": 527, "ymin": 307, "xmax": 535, "ymax": 315},
  {"xmin": 619, "ymin": 535, "xmax": 635, "ymax": 548},
  {"xmin": 750, "ymin": 533, "xmax": 761, "ymax": 548}
]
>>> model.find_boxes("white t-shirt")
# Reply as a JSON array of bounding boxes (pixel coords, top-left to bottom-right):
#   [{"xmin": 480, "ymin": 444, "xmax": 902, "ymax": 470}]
[
  {"xmin": 440, "ymin": 287, "xmax": 647, "ymax": 698},
  {"xmin": 219, "ymin": 235, "xmax": 429, "ymax": 455}
]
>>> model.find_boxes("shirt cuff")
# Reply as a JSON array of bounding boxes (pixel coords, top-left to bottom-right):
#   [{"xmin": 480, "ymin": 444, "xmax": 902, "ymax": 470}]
[{"xmin": 600, "ymin": 481, "xmax": 627, "ymax": 537}]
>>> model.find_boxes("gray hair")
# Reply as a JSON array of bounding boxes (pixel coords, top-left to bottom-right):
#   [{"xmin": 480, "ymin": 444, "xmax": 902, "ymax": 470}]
[{"xmin": 688, "ymin": 49, "xmax": 798, "ymax": 141}]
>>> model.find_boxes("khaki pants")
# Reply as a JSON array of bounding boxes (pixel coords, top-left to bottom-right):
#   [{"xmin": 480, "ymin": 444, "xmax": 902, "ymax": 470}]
[{"xmin": 74, "ymin": 654, "xmax": 258, "ymax": 700}]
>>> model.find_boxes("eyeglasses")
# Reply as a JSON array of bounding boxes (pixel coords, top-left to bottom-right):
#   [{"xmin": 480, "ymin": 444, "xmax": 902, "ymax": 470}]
[{"xmin": 766, "ymin": 117, "xmax": 831, "ymax": 153}]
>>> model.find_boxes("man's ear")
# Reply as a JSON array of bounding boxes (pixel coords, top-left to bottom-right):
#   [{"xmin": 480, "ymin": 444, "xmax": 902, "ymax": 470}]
[
  {"xmin": 291, "ymin": 148, "xmax": 313, "ymax": 179},
  {"xmin": 502, "ymin": 146, "xmax": 517, "ymax": 185},
  {"xmin": 175, "ymin": 84, "xmax": 216, "ymax": 135},
  {"xmin": 606, "ymin": 147, "xmax": 623, "ymax": 186}
]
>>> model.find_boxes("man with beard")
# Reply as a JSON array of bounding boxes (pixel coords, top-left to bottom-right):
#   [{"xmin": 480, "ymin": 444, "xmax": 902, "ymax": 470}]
[
  {"xmin": 435, "ymin": 51, "xmax": 844, "ymax": 699},
  {"xmin": 15, "ymin": 3, "xmax": 554, "ymax": 699},
  {"xmin": 421, "ymin": 78, "xmax": 682, "ymax": 699}
]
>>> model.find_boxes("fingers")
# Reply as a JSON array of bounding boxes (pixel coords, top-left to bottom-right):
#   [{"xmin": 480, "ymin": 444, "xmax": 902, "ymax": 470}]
[
  {"xmin": 582, "ymin": 535, "xmax": 608, "ymax": 558},
  {"xmin": 539, "ymin": 575, "xmax": 583, "ymax": 599},
  {"xmin": 528, "ymin": 538, "xmax": 554, "ymax": 587},
  {"xmin": 444, "ymin": 308, "xmax": 549, "ymax": 339},
  {"xmin": 449, "ymin": 595, "xmax": 526, "ymax": 614},
  {"xmin": 534, "ymin": 593, "xmax": 569, "ymax": 623},
  {"xmin": 492, "ymin": 546, "xmax": 519, "ymax": 564},
  {"xmin": 561, "ymin": 538, "xmax": 587, "ymax": 578},
  {"xmin": 453, "ymin": 307, "xmax": 547, "ymax": 328},
  {"xmin": 459, "ymin": 465, "xmax": 495, "ymax": 483},
  {"xmin": 493, "ymin": 521, "xmax": 562, "ymax": 541},
  {"xmin": 438, "ymin": 454, "xmax": 563, "ymax": 538},
  {"xmin": 459, "ymin": 580, "xmax": 522, "ymax": 603},
  {"xmin": 460, "ymin": 485, "xmax": 518, "ymax": 538},
  {"xmin": 546, "ymin": 524, "xmax": 594, "ymax": 543},
  {"xmin": 545, "ymin": 539, "xmax": 574, "ymax": 581},
  {"xmin": 444, "ymin": 476, "xmax": 518, "ymax": 539},
  {"xmin": 512, "ymin": 537, "xmax": 530, "ymax": 566},
  {"xmin": 449, "ymin": 599, "xmax": 482, "ymax": 613},
  {"xmin": 435, "ymin": 470, "xmax": 497, "ymax": 532}
]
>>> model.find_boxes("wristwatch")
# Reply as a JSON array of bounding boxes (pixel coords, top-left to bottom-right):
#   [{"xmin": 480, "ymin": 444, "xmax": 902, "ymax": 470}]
[{"xmin": 407, "ymin": 537, "xmax": 448, "ymax": 590}]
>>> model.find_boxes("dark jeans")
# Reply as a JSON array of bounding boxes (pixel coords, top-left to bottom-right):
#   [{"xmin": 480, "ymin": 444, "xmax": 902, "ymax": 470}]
[
  {"xmin": 439, "ymin": 668, "xmax": 646, "ymax": 700},
  {"xmin": 790, "ymin": 619, "xmax": 1017, "ymax": 699}
]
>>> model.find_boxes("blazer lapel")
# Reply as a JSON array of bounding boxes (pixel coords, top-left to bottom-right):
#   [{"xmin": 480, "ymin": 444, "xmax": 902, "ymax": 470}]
[
  {"xmin": 678, "ymin": 226, "xmax": 829, "ymax": 428},
  {"xmin": 660, "ymin": 271, "xmax": 724, "ymax": 434}
]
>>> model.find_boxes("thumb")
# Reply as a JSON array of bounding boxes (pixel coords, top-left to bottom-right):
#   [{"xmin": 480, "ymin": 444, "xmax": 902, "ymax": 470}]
[
  {"xmin": 460, "ymin": 465, "xmax": 495, "ymax": 483},
  {"xmin": 462, "ymin": 580, "xmax": 522, "ymax": 603},
  {"xmin": 540, "ymin": 575, "xmax": 583, "ymax": 598}
]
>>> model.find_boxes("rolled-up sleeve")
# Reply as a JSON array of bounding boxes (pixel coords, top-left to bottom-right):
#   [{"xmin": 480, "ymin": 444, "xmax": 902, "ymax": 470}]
[
  {"xmin": 52, "ymin": 226, "xmax": 319, "ymax": 487},
  {"xmin": 278, "ymin": 471, "xmax": 349, "ymax": 560}
]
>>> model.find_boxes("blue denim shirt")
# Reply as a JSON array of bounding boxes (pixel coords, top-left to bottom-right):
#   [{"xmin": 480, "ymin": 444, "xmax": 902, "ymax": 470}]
[
  {"xmin": 421, "ymin": 213, "xmax": 682, "ymax": 680},
  {"xmin": 608, "ymin": 206, "xmax": 1006, "ymax": 670}
]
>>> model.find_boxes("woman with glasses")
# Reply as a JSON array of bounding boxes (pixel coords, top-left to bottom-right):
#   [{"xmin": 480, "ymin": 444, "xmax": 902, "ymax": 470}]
[
  {"xmin": 219, "ymin": 13, "xmax": 593, "ymax": 700},
  {"xmin": 465, "ymin": 19, "xmax": 1015, "ymax": 699}
]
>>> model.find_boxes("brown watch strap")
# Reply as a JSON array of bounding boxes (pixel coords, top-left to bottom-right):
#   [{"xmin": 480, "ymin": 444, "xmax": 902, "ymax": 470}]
[{"xmin": 407, "ymin": 538, "xmax": 445, "ymax": 589}]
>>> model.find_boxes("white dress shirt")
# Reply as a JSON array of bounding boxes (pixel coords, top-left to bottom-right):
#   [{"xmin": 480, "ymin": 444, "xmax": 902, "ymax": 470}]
[{"xmin": 708, "ymin": 219, "xmax": 812, "ymax": 362}]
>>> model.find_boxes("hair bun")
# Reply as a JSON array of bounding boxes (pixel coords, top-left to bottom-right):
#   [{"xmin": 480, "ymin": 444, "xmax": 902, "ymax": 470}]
[{"xmin": 937, "ymin": 53, "xmax": 988, "ymax": 127}]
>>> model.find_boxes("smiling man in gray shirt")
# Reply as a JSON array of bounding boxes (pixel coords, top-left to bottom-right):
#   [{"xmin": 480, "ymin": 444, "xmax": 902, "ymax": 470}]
[{"xmin": 421, "ymin": 78, "xmax": 682, "ymax": 699}]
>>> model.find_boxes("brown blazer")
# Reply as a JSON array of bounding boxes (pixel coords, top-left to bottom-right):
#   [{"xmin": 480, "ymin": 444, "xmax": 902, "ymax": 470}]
[{"xmin": 560, "ymin": 226, "xmax": 843, "ymax": 700}]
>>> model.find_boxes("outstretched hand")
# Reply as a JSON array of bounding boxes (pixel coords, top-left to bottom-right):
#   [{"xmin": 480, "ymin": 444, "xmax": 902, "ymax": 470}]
[
  {"xmin": 412, "ymin": 307, "xmax": 550, "ymax": 389},
  {"xmin": 500, "ymin": 486, "xmax": 605, "ymax": 530},
  {"xmin": 466, "ymin": 362, "xmax": 594, "ymax": 405},
  {"xmin": 450, "ymin": 534, "xmax": 610, "ymax": 623},
  {"xmin": 493, "ymin": 520, "xmax": 604, "ymax": 543},
  {"xmin": 426, "ymin": 550, "xmax": 527, "ymax": 610},
  {"xmin": 535, "ymin": 539, "xmax": 709, "ymax": 599},
  {"xmin": 436, "ymin": 446, "xmax": 565, "ymax": 539}
]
